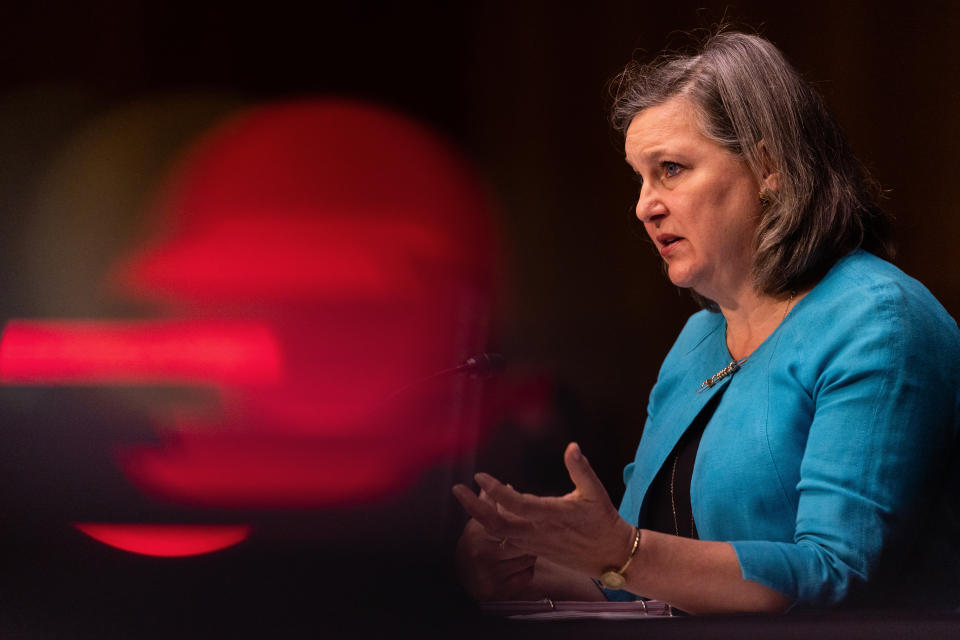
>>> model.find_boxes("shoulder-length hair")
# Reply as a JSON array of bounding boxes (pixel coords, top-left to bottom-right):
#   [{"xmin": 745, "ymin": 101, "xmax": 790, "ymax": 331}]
[{"xmin": 610, "ymin": 31, "xmax": 893, "ymax": 308}]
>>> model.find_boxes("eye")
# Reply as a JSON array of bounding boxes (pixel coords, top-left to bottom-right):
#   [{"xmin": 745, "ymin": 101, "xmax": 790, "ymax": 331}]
[
  {"xmin": 662, "ymin": 161, "xmax": 683, "ymax": 178},
  {"xmin": 632, "ymin": 172, "xmax": 644, "ymax": 191}
]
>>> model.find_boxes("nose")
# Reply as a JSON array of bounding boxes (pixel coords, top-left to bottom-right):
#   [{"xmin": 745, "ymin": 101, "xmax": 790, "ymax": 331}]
[{"xmin": 635, "ymin": 183, "xmax": 667, "ymax": 225}]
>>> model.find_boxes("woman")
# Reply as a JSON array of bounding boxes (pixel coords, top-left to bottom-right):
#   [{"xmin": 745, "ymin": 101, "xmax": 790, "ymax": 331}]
[{"xmin": 453, "ymin": 31, "xmax": 960, "ymax": 614}]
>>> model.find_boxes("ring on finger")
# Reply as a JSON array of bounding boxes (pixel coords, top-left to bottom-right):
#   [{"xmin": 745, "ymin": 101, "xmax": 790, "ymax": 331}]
[{"xmin": 497, "ymin": 537, "xmax": 508, "ymax": 550}]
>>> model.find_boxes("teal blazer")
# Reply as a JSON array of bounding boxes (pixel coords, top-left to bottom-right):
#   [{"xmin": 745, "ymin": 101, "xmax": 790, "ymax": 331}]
[{"xmin": 618, "ymin": 250, "xmax": 960, "ymax": 608}]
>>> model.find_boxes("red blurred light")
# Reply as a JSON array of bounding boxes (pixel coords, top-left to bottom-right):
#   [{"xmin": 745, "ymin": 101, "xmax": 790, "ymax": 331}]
[
  {"xmin": 115, "ymin": 394, "xmax": 485, "ymax": 508},
  {"xmin": 73, "ymin": 523, "xmax": 252, "ymax": 557},
  {"xmin": 99, "ymin": 101, "xmax": 499, "ymax": 510},
  {"xmin": 113, "ymin": 217, "xmax": 464, "ymax": 304},
  {"xmin": 0, "ymin": 320, "xmax": 282, "ymax": 386},
  {"xmin": 117, "ymin": 436, "xmax": 411, "ymax": 507},
  {"xmin": 109, "ymin": 101, "xmax": 496, "ymax": 308},
  {"xmin": 10, "ymin": 100, "xmax": 499, "ymax": 545}
]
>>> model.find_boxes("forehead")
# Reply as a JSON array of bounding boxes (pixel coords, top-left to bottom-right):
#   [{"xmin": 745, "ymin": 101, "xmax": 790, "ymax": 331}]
[{"xmin": 624, "ymin": 97, "xmax": 709, "ymax": 164}]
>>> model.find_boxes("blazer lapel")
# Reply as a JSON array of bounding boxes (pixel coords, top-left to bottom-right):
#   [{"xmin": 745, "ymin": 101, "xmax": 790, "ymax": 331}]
[{"xmin": 624, "ymin": 334, "xmax": 735, "ymax": 526}]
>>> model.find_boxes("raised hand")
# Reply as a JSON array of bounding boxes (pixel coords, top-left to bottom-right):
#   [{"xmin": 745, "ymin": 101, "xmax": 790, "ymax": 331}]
[{"xmin": 452, "ymin": 442, "xmax": 636, "ymax": 579}]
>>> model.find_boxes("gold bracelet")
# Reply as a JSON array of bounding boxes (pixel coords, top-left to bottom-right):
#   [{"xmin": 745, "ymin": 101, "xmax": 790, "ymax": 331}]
[{"xmin": 597, "ymin": 527, "xmax": 641, "ymax": 590}]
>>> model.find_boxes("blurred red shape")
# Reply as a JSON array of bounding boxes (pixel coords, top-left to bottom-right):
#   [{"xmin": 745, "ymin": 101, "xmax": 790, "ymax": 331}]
[
  {"xmin": 115, "ymin": 403, "xmax": 485, "ymax": 508},
  {"xmin": 73, "ymin": 523, "xmax": 252, "ymax": 557},
  {"xmin": 113, "ymin": 217, "xmax": 463, "ymax": 303},
  {"xmin": 117, "ymin": 434, "xmax": 413, "ymax": 507},
  {"xmin": 10, "ymin": 100, "xmax": 499, "ymax": 542},
  {"xmin": 110, "ymin": 101, "xmax": 496, "ymax": 307},
  {"xmin": 0, "ymin": 320, "xmax": 282, "ymax": 386},
  {"xmin": 102, "ymin": 100, "xmax": 498, "ymax": 509}
]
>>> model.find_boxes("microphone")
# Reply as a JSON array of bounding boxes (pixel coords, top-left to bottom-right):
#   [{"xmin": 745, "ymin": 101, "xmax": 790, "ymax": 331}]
[
  {"xmin": 385, "ymin": 352, "xmax": 506, "ymax": 402},
  {"xmin": 457, "ymin": 353, "xmax": 506, "ymax": 378}
]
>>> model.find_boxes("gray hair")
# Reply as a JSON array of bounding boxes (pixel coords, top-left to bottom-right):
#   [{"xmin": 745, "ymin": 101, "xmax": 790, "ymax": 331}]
[{"xmin": 610, "ymin": 31, "xmax": 892, "ymax": 307}]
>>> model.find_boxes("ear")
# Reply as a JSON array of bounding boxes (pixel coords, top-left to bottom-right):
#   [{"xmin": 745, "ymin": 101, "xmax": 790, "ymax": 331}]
[{"xmin": 756, "ymin": 140, "xmax": 780, "ymax": 194}]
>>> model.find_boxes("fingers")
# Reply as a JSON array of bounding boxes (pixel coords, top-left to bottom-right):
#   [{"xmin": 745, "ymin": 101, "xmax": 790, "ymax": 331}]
[
  {"xmin": 453, "ymin": 484, "xmax": 497, "ymax": 524},
  {"xmin": 460, "ymin": 518, "xmax": 536, "ymax": 565},
  {"xmin": 455, "ymin": 520, "xmax": 538, "ymax": 601},
  {"xmin": 453, "ymin": 483, "xmax": 527, "ymax": 537},
  {"xmin": 461, "ymin": 515, "xmax": 501, "ymax": 545},
  {"xmin": 563, "ymin": 442, "xmax": 608, "ymax": 500},
  {"xmin": 473, "ymin": 473, "xmax": 559, "ymax": 520},
  {"xmin": 455, "ymin": 447, "xmax": 609, "ymax": 530},
  {"xmin": 478, "ymin": 488, "xmax": 498, "ymax": 511}
]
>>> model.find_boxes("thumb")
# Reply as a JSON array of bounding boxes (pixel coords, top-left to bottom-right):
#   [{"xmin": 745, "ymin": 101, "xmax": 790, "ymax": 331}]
[{"xmin": 563, "ymin": 442, "xmax": 608, "ymax": 500}]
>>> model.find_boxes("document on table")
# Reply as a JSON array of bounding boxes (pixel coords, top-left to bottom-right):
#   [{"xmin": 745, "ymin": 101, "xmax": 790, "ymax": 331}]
[{"xmin": 479, "ymin": 599, "xmax": 675, "ymax": 620}]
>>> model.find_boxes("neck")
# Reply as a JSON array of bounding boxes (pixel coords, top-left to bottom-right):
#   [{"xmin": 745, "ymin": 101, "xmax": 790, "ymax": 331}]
[{"xmin": 716, "ymin": 286, "xmax": 800, "ymax": 360}]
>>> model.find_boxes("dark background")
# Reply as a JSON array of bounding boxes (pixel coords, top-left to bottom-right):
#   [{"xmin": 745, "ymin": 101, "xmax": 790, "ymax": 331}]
[{"xmin": 0, "ymin": 1, "xmax": 958, "ymax": 637}]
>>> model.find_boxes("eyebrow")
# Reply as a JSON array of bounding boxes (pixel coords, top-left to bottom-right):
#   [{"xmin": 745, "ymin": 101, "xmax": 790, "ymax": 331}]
[
  {"xmin": 624, "ymin": 146, "xmax": 671, "ymax": 170},
  {"xmin": 638, "ymin": 146, "xmax": 670, "ymax": 158}
]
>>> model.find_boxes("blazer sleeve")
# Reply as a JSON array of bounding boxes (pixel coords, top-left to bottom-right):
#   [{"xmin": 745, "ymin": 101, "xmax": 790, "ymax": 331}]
[{"xmin": 729, "ymin": 279, "xmax": 960, "ymax": 607}]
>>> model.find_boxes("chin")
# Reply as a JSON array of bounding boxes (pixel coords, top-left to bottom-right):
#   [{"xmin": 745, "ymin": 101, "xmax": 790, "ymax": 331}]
[
  {"xmin": 666, "ymin": 266, "xmax": 698, "ymax": 290},
  {"xmin": 666, "ymin": 257, "xmax": 715, "ymax": 292}
]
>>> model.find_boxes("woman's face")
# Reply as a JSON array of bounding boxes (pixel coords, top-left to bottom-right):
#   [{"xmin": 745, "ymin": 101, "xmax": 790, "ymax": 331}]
[{"xmin": 625, "ymin": 97, "xmax": 763, "ymax": 305}]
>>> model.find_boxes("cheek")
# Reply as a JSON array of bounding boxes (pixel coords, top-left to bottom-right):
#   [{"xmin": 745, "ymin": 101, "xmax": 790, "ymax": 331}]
[
  {"xmin": 710, "ymin": 181, "xmax": 759, "ymax": 229},
  {"xmin": 707, "ymin": 180, "xmax": 742, "ymax": 209}
]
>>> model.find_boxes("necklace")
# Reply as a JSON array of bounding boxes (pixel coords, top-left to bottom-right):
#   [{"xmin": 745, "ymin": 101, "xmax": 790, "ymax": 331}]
[
  {"xmin": 668, "ymin": 452, "xmax": 681, "ymax": 536},
  {"xmin": 696, "ymin": 291, "xmax": 796, "ymax": 394}
]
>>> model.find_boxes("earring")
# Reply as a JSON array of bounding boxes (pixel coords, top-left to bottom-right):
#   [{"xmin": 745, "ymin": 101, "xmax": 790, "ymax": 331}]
[{"xmin": 759, "ymin": 191, "xmax": 772, "ymax": 207}]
